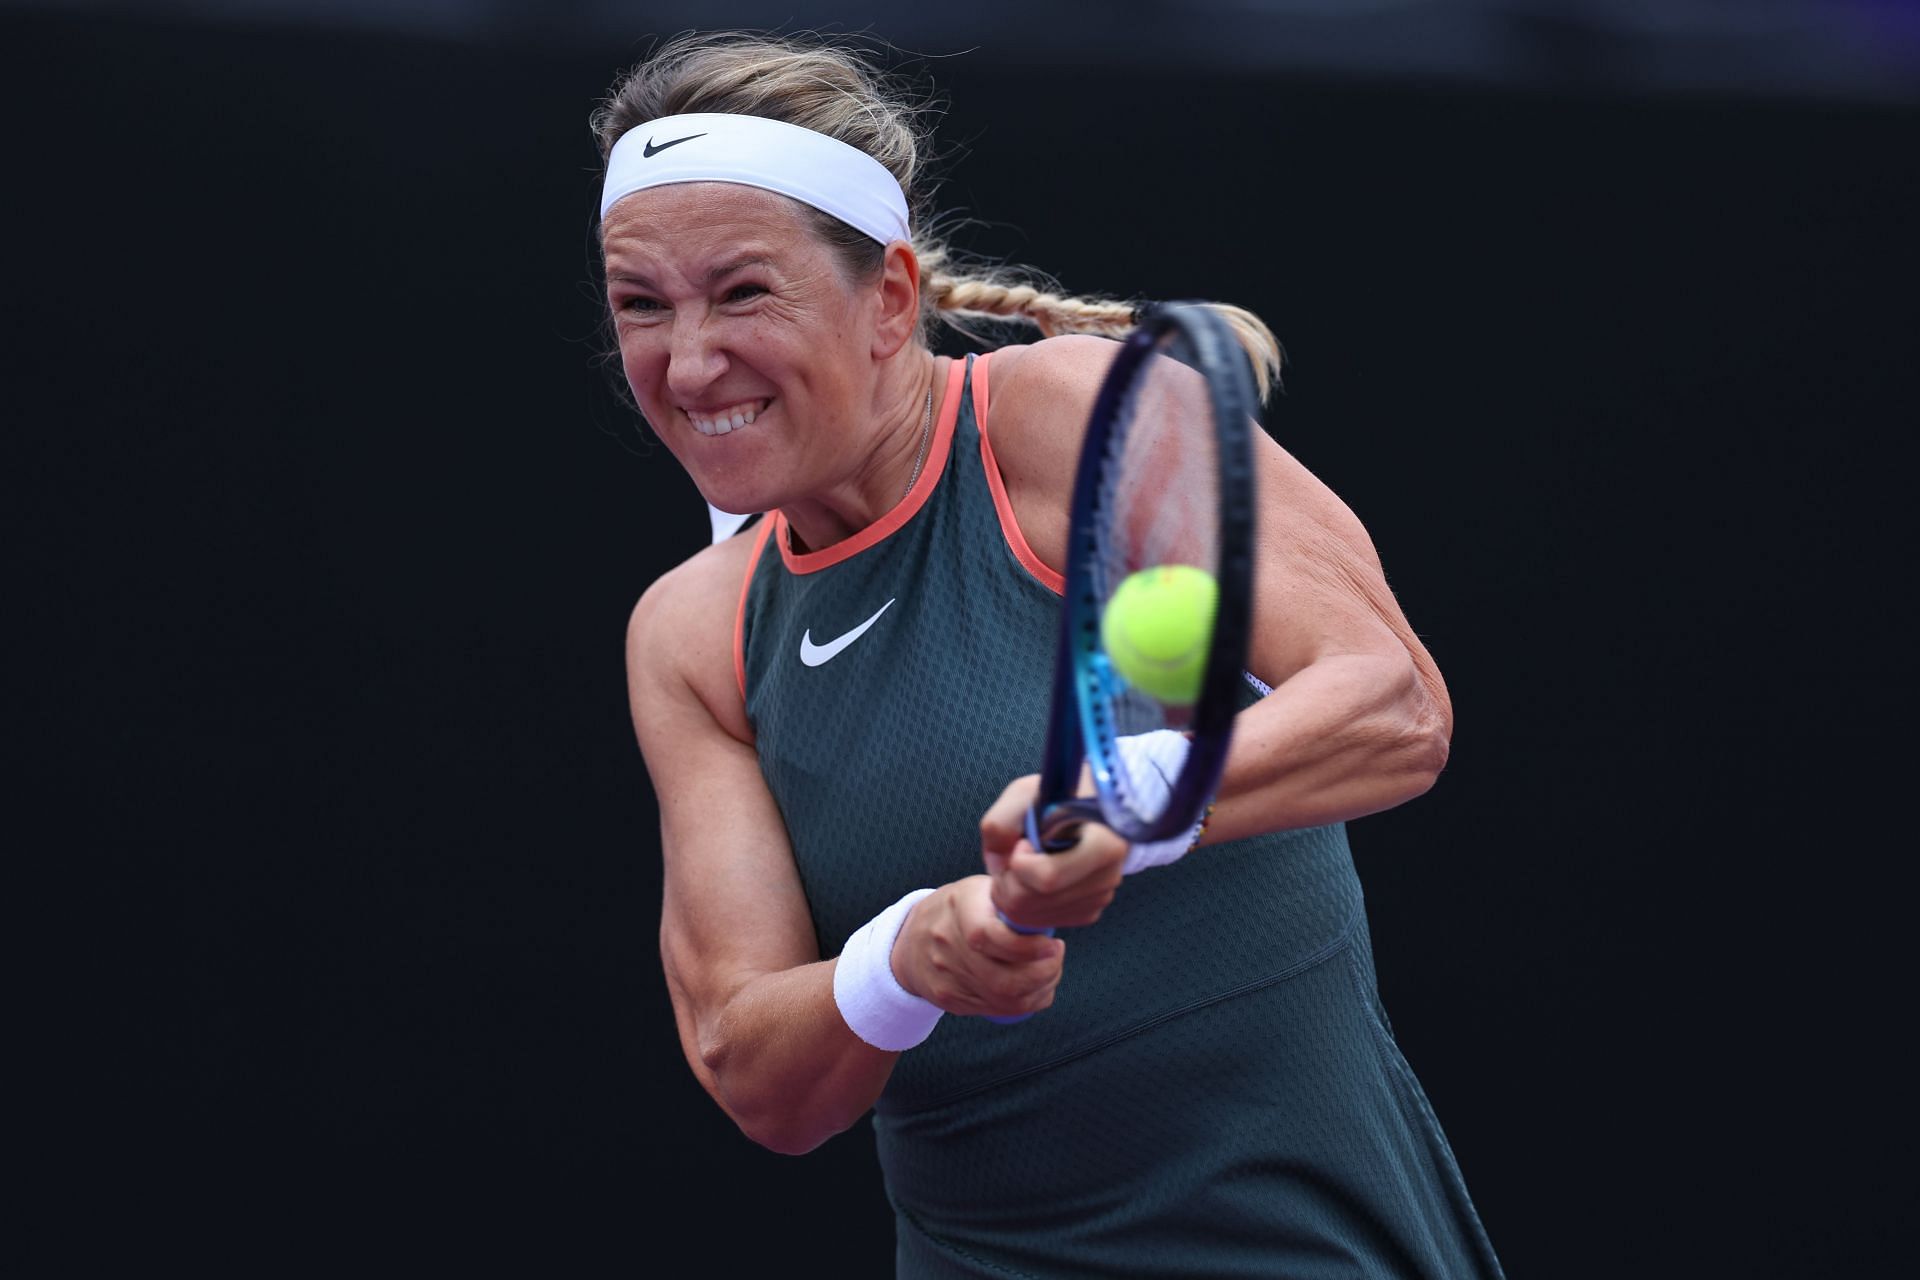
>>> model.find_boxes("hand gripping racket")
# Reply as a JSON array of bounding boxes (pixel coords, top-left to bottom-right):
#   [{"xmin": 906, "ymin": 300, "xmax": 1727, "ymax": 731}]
[{"xmin": 991, "ymin": 302, "xmax": 1260, "ymax": 1021}]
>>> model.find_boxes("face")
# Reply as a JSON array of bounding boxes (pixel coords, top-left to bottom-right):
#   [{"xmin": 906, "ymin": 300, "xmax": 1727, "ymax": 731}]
[{"xmin": 602, "ymin": 182, "xmax": 883, "ymax": 516}]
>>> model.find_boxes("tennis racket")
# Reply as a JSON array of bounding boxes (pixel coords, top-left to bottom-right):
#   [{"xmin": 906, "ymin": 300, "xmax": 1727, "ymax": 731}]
[{"xmin": 991, "ymin": 301, "xmax": 1260, "ymax": 1021}]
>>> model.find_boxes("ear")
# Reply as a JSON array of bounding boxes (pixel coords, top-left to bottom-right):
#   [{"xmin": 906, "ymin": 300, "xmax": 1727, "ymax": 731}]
[{"xmin": 869, "ymin": 241, "xmax": 921, "ymax": 359}]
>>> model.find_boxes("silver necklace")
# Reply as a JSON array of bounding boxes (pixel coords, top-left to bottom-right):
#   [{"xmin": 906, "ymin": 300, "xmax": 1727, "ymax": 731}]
[{"xmin": 901, "ymin": 387, "xmax": 934, "ymax": 501}]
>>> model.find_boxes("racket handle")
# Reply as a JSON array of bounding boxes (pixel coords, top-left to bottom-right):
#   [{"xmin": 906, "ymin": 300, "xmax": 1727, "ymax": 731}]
[
  {"xmin": 985, "ymin": 907, "xmax": 1055, "ymax": 1025},
  {"xmin": 996, "ymin": 909, "xmax": 1055, "ymax": 939},
  {"xmin": 987, "ymin": 807, "xmax": 1061, "ymax": 1024}
]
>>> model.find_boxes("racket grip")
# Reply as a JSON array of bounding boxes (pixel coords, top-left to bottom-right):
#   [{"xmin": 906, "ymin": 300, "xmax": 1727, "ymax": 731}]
[
  {"xmin": 985, "ymin": 907, "xmax": 1055, "ymax": 1025},
  {"xmin": 988, "ymin": 805, "xmax": 1058, "ymax": 1024}
]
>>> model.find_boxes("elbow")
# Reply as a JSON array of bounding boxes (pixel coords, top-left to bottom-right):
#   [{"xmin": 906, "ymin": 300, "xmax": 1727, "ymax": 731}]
[
  {"xmin": 1416, "ymin": 670, "xmax": 1453, "ymax": 787},
  {"xmin": 1389, "ymin": 656, "xmax": 1453, "ymax": 802},
  {"xmin": 716, "ymin": 1088, "xmax": 808, "ymax": 1153},
  {"xmin": 698, "ymin": 1037, "xmax": 852, "ymax": 1158},
  {"xmin": 1402, "ymin": 722, "xmax": 1450, "ymax": 800},
  {"xmin": 1362, "ymin": 726, "xmax": 1446, "ymax": 819},
  {"xmin": 746, "ymin": 1121, "xmax": 835, "ymax": 1158},
  {"xmin": 731, "ymin": 1100, "xmax": 849, "ymax": 1158},
  {"xmin": 697, "ymin": 1035, "xmax": 799, "ymax": 1154}
]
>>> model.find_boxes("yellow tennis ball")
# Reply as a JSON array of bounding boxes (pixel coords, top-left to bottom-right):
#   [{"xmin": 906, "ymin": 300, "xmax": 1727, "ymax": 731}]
[{"xmin": 1101, "ymin": 565, "xmax": 1218, "ymax": 705}]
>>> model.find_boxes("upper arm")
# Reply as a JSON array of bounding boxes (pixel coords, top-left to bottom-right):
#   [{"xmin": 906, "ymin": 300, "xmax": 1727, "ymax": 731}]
[
  {"xmin": 986, "ymin": 333, "xmax": 1450, "ymax": 740},
  {"xmin": 1243, "ymin": 434, "xmax": 1453, "ymax": 744},
  {"xmin": 626, "ymin": 544, "xmax": 818, "ymax": 1094}
]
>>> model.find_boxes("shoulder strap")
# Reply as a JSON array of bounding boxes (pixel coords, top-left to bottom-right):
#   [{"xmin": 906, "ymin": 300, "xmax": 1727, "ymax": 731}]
[
  {"xmin": 974, "ymin": 352, "xmax": 1066, "ymax": 594},
  {"xmin": 732, "ymin": 516, "xmax": 777, "ymax": 701}
]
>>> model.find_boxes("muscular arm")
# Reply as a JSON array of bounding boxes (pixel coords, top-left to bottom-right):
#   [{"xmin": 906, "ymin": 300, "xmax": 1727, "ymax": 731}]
[
  {"xmin": 1203, "ymin": 438, "xmax": 1453, "ymax": 842},
  {"xmin": 630, "ymin": 540, "xmax": 1068, "ymax": 1153},
  {"xmin": 629, "ymin": 547, "xmax": 896, "ymax": 1155},
  {"xmin": 987, "ymin": 335, "xmax": 1452, "ymax": 845}
]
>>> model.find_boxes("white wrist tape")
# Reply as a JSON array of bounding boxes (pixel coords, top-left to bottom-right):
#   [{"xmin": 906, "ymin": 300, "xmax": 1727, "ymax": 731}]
[
  {"xmin": 833, "ymin": 888, "xmax": 943, "ymax": 1052},
  {"xmin": 1116, "ymin": 730, "xmax": 1207, "ymax": 875}
]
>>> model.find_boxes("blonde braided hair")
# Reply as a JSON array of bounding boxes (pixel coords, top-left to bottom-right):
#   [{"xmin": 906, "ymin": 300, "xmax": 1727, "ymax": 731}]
[{"xmin": 593, "ymin": 32, "xmax": 1283, "ymax": 400}]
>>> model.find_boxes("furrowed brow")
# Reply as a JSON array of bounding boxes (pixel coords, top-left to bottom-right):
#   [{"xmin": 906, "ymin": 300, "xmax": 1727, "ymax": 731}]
[
  {"xmin": 605, "ymin": 256, "xmax": 775, "ymax": 292},
  {"xmin": 706, "ymin": 255, "xmax": 775, "ymax": 285}
]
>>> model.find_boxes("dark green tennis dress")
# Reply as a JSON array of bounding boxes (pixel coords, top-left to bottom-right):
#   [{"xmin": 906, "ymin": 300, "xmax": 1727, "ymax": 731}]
[{"xmin": 737, "ymin": 354, "xmax": 1503, "ymax": 1278}]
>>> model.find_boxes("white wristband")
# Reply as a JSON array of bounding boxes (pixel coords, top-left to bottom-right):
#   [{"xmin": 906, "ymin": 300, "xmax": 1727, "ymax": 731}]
[
  {"xmin": 833, "ymin": 888, "xmax": 943, "ymax": 1052},
  {"xmin": 1115, "ymin": 730, "xmax": 1207, "ymax": 875}
]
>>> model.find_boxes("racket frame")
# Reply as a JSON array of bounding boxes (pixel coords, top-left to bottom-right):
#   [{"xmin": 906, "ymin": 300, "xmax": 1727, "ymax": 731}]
[{"xmin": 1025, "ymin": 303, "xmax": 1260, "ymax": 853}]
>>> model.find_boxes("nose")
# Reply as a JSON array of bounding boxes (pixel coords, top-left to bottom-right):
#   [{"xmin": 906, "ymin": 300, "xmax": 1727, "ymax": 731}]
[{"xmin": 664, "ymin": 313, "xmax": 727, "ymax": 403}]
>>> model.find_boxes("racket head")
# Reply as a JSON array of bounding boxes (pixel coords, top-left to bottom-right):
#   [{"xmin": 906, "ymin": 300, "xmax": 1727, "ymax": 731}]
[{"xmin": 1032, "ymin": 302, "xmax": 1259, "ymax": 847}]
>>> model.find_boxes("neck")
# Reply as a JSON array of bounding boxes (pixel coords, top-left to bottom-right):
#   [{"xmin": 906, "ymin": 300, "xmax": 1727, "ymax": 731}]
[{"xmin": 781, "ymin": 352, "xmax": 945, "ymax": 554}]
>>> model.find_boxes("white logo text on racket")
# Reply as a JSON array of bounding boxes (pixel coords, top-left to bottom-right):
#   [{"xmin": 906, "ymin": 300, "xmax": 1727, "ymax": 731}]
[{"xmin": 799, "ymin": 599, "xmax": 896, "ymax": 667}]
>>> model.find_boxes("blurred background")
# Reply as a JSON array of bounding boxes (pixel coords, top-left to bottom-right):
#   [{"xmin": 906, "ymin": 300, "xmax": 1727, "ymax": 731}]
[{"xmin": 15, "ymin": 0, "xmax": 1914, "ymax": 1273}]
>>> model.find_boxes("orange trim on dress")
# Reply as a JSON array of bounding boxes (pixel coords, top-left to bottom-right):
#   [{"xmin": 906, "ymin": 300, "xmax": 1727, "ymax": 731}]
[
  {"xmin": 734, "ymin": 516, "xmax": 776, "ymax": 703},
  {"xmin": 775, "ymin": 356, "xmax": 969, "ymax": 575},
  {"xmin": 975, "ymin": 353, "xmax": 1067, "ymax": 596}
]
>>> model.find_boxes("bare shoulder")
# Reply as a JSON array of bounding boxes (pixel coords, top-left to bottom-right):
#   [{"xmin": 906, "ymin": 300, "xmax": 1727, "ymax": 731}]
[
  {"xmin": 988, "ymin": 332, "xmax": 1118, "ymax": 400},
  {"xmin": 985, "ymin": 335, "xmax": 1367, "ymax": 549},
  {"xmin": 981, "ymin": 335, "xmax": 1120, "ymax": 493},
  {"xmin": 626, "ymin": 523, "xmax": 764, "ymax": 745}
]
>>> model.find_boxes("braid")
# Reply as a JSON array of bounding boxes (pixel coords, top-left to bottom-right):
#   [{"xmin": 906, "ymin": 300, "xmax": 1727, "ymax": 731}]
[
  {"xmin": 1208, "ymin": 303, "xmax": 1286, "ymax": 403},
  {"xmin": 925, "ymin": 271, "xmax": 1136, "ymax": 339},
  {"xmin": 920, "ymin": 257, "xmax": 1283, "ymax": 401},
  {"xmin": 595, "ymin": 33, "xmax": 1284, "ymax": 402}
]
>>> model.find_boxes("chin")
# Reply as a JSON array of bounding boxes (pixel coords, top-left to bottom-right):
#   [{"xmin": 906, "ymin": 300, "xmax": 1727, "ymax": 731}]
[{"xmin": 694, "ymin": 474, "xmax": 780, "ymax": 520}]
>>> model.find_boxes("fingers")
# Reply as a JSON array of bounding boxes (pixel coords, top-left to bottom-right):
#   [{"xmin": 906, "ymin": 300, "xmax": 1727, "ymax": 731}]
[
  {"xmin": 980, "ymin": 774, "xmax": 1128, "ymax": 922},
  {"xmin": 979, "ymin": 775, "xmax": 1042, "ymax": 874},
  {"xmin": 900, "ymin": 876, "xmax": 1067, "ymax": 1019},
  {"xmin": 979, "ymin": 765, "xmax": 1100, "ymax": 858},
  {"xmin": 990, "ymin": 823, "xmax": 1129, "ymax": 930}
]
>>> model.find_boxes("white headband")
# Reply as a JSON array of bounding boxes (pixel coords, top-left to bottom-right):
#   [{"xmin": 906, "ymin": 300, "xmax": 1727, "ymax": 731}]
[{"xmin": 599, "ymin": 112, "xmax": 911, "ymax": 245}]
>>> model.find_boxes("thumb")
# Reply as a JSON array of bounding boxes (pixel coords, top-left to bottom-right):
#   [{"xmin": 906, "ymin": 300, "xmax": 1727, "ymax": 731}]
[
  {"xmin": 983, "ymin": 837, "xmax": 1035, "ymax": 879},
  {"xmin": 980, "ymin": 774, "xmax": 1042, "ymax": 869}
]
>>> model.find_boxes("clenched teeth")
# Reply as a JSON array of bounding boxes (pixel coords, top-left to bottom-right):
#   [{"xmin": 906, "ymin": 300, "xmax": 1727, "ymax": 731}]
[{"xmin": 688, "ymin": 399, "xmax": 771, "ymax": 437}]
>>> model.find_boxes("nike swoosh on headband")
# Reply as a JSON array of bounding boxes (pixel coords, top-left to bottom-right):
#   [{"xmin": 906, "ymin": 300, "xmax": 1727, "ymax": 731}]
[
  {"xmin": 599, "ymin": 113, "xmax": 910, "ymax": 242},
  {"xmin": 799, "ymin": 599, "xmax": 896, "ymax": 667},
  {"xmin": 642, "ymin": 132, "xmax": 706, "ymax": 158}
]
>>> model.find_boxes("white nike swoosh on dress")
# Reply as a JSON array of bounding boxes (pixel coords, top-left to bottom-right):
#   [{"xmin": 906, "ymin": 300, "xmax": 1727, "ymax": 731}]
[{"xmin": 799, "ymin": 599, "xmax": 896, "ymax": 667}]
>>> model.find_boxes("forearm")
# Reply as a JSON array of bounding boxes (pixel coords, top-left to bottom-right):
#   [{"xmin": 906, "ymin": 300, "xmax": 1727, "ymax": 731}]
[
  {"xmin": 682, "ymin": 957, "xmax": 899, "ymax": 1156},
  {"xmin": 1206, "ymin": 652, "xmax": 1450, "ymax": 843}
]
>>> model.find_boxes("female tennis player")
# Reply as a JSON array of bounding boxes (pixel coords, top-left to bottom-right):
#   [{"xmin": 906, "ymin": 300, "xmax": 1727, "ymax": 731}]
[{"xmin": 608, "ymin": 33, "xmax": 1503, "ymax": 1278}]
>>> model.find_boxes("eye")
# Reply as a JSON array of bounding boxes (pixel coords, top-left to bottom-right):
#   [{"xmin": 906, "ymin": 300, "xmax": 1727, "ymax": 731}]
[
  {"xmin": 724, "ymin": 283, "xmax": 767, "ymax": 303},
  {"xmin": 620, "ymin": 295, "xmax": 664, "ymax": 314}
]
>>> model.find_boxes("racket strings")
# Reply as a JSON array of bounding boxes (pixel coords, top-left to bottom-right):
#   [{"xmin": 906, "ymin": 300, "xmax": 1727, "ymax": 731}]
[{"xmin": 1091, "ymin": 333, "xmax": 1224, "ymax": 826}]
